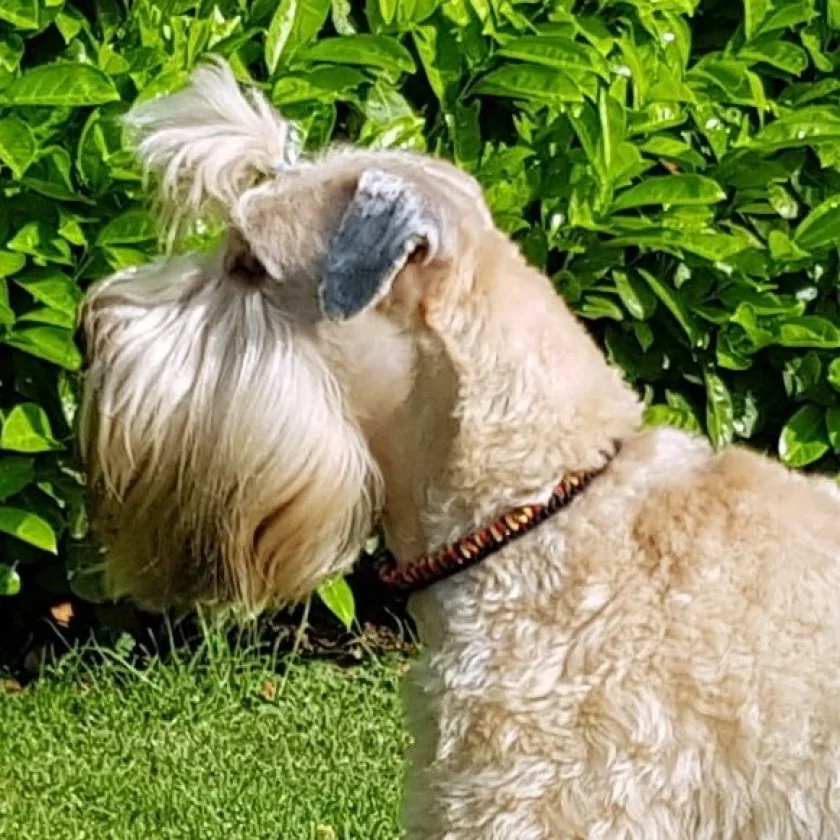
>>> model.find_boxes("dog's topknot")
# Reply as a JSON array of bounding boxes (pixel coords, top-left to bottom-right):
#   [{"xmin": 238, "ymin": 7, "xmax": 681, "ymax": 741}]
[{"xmin": 124, "ymin": 57, "xmax": 298, "ymax": 235}]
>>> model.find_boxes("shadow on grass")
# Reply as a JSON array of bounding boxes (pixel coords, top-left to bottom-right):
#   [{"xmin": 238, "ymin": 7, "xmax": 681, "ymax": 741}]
[{"xmin": 2, "ymin": 555, "xmax": 418, "ymax": 687}]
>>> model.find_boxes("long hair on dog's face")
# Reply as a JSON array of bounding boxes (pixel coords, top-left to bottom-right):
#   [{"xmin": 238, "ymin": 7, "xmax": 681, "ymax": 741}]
[
  {"xmin": 81, "ymin": 248, "xmax": 382, "ymax": 610},
  {"xmin": 79, "ymin": 61, "xmax": 388, "ymax": 611}
]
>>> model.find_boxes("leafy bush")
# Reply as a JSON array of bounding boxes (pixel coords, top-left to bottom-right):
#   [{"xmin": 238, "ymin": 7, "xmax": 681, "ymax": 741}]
[{"xmin": 0, "ymin": 0, "xmax": 838, "ymax": 618}]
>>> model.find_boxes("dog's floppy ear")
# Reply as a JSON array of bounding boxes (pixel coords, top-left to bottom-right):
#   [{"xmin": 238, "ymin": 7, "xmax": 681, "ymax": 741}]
[{"xmin": 319, "ymin": 169, "xmax": 444, "ymax": 321}]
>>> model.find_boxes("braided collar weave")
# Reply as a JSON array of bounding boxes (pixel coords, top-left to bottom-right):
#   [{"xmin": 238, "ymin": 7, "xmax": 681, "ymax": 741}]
[{"xmin": 376, "ymin": 445, "xmax": 620, "ymax": 594}]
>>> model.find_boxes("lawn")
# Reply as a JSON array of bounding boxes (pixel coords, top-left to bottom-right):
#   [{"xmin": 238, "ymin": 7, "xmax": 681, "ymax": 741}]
[{"xmin": 0, "ymin": 643, "xmax": 409, "ymax": 839}]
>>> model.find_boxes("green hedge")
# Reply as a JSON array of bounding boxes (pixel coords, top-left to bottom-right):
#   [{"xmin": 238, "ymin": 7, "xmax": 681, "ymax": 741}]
[{"xmin": 0, "ymin": 0, "xmax": 838, "ymax": 608}]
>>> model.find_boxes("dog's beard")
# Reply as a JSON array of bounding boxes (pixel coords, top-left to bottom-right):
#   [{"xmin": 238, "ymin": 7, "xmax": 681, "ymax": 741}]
[{"xmin": 80, "ymin": 253, "xmax": 382, "ymax": 611}]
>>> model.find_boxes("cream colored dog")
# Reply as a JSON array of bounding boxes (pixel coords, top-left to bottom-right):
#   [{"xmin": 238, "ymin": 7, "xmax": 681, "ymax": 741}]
[{"xmin": 81, "ymin": 59, "xmax": 840, "ymax": 839}]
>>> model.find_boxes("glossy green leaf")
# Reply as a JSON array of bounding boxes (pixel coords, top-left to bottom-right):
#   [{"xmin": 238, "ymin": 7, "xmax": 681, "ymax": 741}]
[
  {"xmin": 690, "ymin": 58, "xmax": 767, "ymax": 109},
  {"xmin": 0, "ymin": 564, "xmax": 21, "ymax": 597},
  {"xmin": 759, "ymin": 0, "xmax": 815, "ymax": 32},
  {"xmin": 55, "ymin": 7, "xmax": 85, "ymax": 42},
  {"xmin": 300, "ymin": 35, "xmax": 415, "ymax": 74},
  {"xmin": 780, "ymin": 79, "xmax": 840, "ymax": 108},
  {"xmin": 828, "ymin": 359, "xmax": 840, "ymax": 392},
  {"xmin": 498, "ymin": 36, "xmax": 610, "ymax": 78},
  {"xmin": 766, "ymin": 183, "xmax": 798, "ymax": 220},
  {"xmin": 636, "ymin": 268, "xmax": 705, "ymax": 346},
  {"xmin": 13, "ymin": 269, "xmax": 82, "ymax": 317},
  {"xmin": 0, "ymin": 404, "xmax": 61, "ymax": 453},
  {"xmin": 58, "ymin": 210, "xmax": 87, "ymax": 248},
  {"xmin": 577, "ymin": 295, "xmax": 625, "ymax": 321},
  {"xmin": 269, "ymin": 0, "xmax": 331, "ymax": 65},
  {"xmin": 97, "ymin": 209, "xmax": 157, "ymax": 246},
  {"xmin": 794, "ymin": 196, "xmax": 840, "ymax": 251},
  {"xmin": 474, "ymin": 64, "xmax": 584, "ymax": 104},
  {"xmin": 331, "ymin": 0, "xmax": 356, "ymax": 33},
  {"xmin": 264, "ymin": 0, "xmax": 326, "ymax": 74},
  {"xmin": 2, "ymin": 63, "xmax": 120, "ymax": 106},
  {"xmin": 272, "ymin": 66, "xmax": 367, "ymax": 105},
  {"xmin": 640, "ymin": 136, "xmax": 705, "ymax": 170},
  {"xmin": 0, "ymin": 279, "xmax": 14, "ymax": 328},
  {"xmin": 613, "ymin": 175, "xmax": 726, "ymax": 211},
  {"xmin": 775, "ymin": 317, "xmax": 840, "ymax": 349},
  {"xmin": 265, "ymin": 3, "xmax": 296, "ymax": 74},
  {"xmin": 0, "ymin": 251, "xmax": 26, "ymax": 279},
  {"xmin": 730, "ymin": 304, "xmax": 773, "ymax": 351},
  {"xmin": 768, "ymin": 230, "xmax": 811, "ymax": 262},
  {"xmin": 379, "ymin": 0, "xmax": 398, "ymax": 24},
  {"xmin": 0, "ymin": 36, "xmax": 24, "ymax": 74},
  {"xmin": 18, "ymin": 308, "xmax": 74, "ymax": 329},
  {"xmin": 751, "ymin": 107, "xmax": 840, "ymax": 151},
  {"xmin": 704, "ymin": 370, "xmax": 734, "ymax": 448},
  {"xmin": 606, "ymin": 226, "xmax": 759, "ymax": 262},
  {"xmin": 613, "ymin": 270, "xmax": 657, "ymax": 320},
  {"xmin": 0, "ymin": 506, "xmax": 57, "ymax": 554},
  {"xmin": 643, "ymin": 404, "xmax": 702, "ymax": 433},
  {"xmin": 743, "ymin": 0, "xmax": 772, "ymax": 40},
  {"xmin": 452, "ymin": 101, "xmax": 481, "ymax": 171},
  {"xmin": 4, "ymin": 326, "xmax": 82, "ymax": 371},
  {"xmin": 396, "ymin": 0, "xmax": 438, "ymax": 25},
  {"xmin": 22, "ymin": 147, "xmax": 84, "ymax": 203},
  {"xmin": 317, "ymin": 576, "xmax": 356, "ymax": 630},
  {"xmin": 412, "ymin": 22, "xmax": 461, "ymax": 106},
  {"xmin": 779, "ymin": 404, "xmax": 830, "ymax": 467},
  {"xmin": 828, "ymin": 407, "xmax": 840, "ymax": 453},
  {"xmin": 740, "ymin": 40, "xmax": 809, "ymax": 75},
  {"xmin": 0, "ymin": 0, "xmax": 39, "ymax": 30},
  {"xmin": 0, "ymin": 457, "xmax": 35, "ymax": 501},
  {"xmin": 8, "ymin": 222, "xmax": 73, "ymax": 266},
  {"xmin": 0, "ymin": 116, "xmax": 37, "ymax": 179}
]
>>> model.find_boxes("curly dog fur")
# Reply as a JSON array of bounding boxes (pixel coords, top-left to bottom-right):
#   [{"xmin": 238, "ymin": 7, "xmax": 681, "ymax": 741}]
[{"xmin": 81, "ymin": 60, "xmax": 840, "ymax": 839}]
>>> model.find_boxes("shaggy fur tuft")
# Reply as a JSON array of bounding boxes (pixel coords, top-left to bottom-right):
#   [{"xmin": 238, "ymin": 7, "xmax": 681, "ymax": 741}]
[{"xmin": 124, "ymin": 57, "xmax": 299, "ymax": 236}]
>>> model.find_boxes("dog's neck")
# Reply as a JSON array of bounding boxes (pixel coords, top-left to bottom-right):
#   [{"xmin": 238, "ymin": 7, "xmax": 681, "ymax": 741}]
[{"xmin": 368, "ymin": 237, "xmax": 641, "ymax": 569}]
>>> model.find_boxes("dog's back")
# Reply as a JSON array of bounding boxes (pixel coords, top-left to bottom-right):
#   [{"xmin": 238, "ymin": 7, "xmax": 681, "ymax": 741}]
[{"xmin": 405, "ymin": 426, "xmax": 840, "ymax": 839}]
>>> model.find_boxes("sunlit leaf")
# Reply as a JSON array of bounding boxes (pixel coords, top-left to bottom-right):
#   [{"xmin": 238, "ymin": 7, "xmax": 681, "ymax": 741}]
[
  {"xmin": 794, "ymin": 196, "xmax": 840, "ymax": 251},
  {"xmin": 779, "ymin": 405, "xmax": 829, "ymax": 467},
  {"xmin": 474, "ymin": 63, "xmax": 584, "ymax": 104},
  {"xmin": 97, "ymin": 209, "xmax": 157, "ymax": 246},
  {"xmin": 4, "ymin": 326, "xmax": 82, "ymax": 371},
  {"xmin": 0, "ymin": 117, "xmax": 37, "ymax": 178},
  {"xmin": 2, "ymin": 63, "xmax": 120, "ymax": 106},
  {"xmin": 636, "ymin": 268, "xmax": 705, "ymax": 346},
  {"xmin": 613, "ymin": 175, "xmax": 726, "ymax": 211},
  {"xmin": 0, "ymin": 564, "xmax": 21, "ymax": 597},
  {"xmin": 317, "ymin": 576, "xmax": 356, "ymax": 630},
  {"xmin": 0, "ymin": 404, "xmax": 61, "ymax": 453},
  {"xmin": 300, "ymin": 34, "xmax": 415, "ymax": 74},
  {"xmin": 704, "ymin": 370, "xmax": 734, "ymax": 448},
  {"xmin": 0, "ymin": 0, "xmax": 39, "ymax": 30},
  {"xmin": 0, "ymin": 507, "xmax": 57, "ymax": 553}
]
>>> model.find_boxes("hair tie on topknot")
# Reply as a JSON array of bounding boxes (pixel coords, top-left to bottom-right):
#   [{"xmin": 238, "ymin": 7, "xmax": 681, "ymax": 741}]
[{"xmin": 274, "ymin": 121, "xmax": 305, "ymax": 173}]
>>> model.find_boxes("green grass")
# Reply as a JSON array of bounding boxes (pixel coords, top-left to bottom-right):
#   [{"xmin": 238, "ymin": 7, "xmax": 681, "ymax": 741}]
[{"xmin": 0, "ymin": 642, "xmax": 409, "ymax": 839}]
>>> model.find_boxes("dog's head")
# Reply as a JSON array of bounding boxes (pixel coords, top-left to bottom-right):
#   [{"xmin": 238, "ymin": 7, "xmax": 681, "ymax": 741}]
[
  {"xmin": 80, "ymin": 59, "xmax": 638, "ymax": 612},
  {"xmin": 78, "ymin": 60, "xmax": 498, "ymax": 611}
]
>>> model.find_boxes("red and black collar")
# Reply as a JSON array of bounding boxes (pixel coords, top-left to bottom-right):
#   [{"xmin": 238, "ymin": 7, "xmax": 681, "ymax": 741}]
[{"xmin": 376, "ymin": 445, "xmax": 619, "ymax": 594}]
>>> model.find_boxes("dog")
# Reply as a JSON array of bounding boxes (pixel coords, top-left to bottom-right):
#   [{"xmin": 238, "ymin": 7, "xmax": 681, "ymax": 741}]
[{"xmin": 80, "ymin": 59, "xmax": 840, "ymax": 839}]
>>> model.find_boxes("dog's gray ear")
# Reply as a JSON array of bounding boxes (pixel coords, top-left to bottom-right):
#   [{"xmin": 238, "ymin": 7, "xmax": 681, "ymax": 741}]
[{"xmin": 319, "ymin": 169, "xmax": 441, "ymax": 321}]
